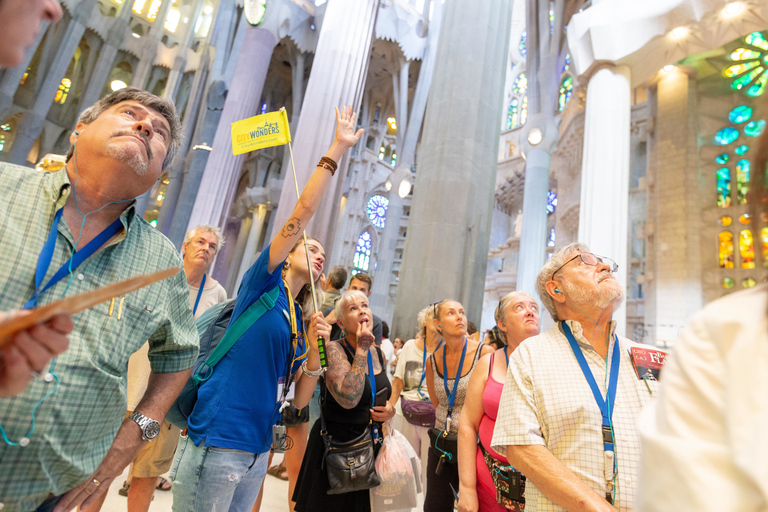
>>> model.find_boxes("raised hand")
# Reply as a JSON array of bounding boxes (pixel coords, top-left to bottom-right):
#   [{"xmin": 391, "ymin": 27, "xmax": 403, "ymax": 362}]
[
  {"xmin": 307, "ymin": 312, "xmax": 331, "ymax": 351},
  {"xmin": 334, "ymin": 105, "xmax": 365, "ymax": 150}
]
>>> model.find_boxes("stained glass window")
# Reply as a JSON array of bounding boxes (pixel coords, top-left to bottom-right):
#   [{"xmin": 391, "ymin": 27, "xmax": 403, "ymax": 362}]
[
  {"xmin": 735, "ymin": 144, "xmax": 749, "ymax": 155},
  {"xmin": 520, "ymin": 96, "xmax": 528, "ymax": 126},
  {"xmin": 558, "ymin": 76, "xmax": 573, "ymax": 112},
  {"xmin": 390, "ymin": 151, "xmax": 396, "ymax": 167},
  {"xmin": 548, "ymin": 228, "xmax": 555, "ymax": 247},
  {"xmin": 739, "ymin": 229, "xmax": 755, "ymax": 268},
  {"xmin": 562, "ymin": 54, "xmax": 571, "ymax": 73},
  {"xmin": 715, "ymin": 127, "xmax": 739, "ymax": 145},
  {"xmin": 717, "ymin": 167, "xmax": 732, "ymax": 207},
  {"xmin": 729, "ymin": 105, "xmax": 753, "ymax": 123},
  {"xmin": 547, "ymin": 190, "xmax": 558, "ymax": 214},
  {"xmin": 743, "ymin": 277, "xmax": 757, "ymax": 288},
  {"xmin": 762, "ymin": 227, "xmax": 768, "ymax": 265},
  {"xmin": 718, "ymin": 216, "xmax": 732, "ymax": 227},
  {"xmin": 716, "ymin": 153, "xmax": 729, "ymax": 164},
  {"xmin": 722, "ymin": 277, "xmax": 735, "ymax": 289},
  {"xmin": 506, "ymin": 98, "xmax": 519, "ymax": 130},
  {"xmin": 54, "ymin": 78, "xmax": 71, "ymax": 104},
  {"xmin": 744, "ymin": 119, "xmax": 766, "ymax": 137},
  {"xmin": 739, "ymin": 213, "xmax": 751, "ymax": 224},
  {"xmin": 736, "ymin": 159, "xmax": 750, "ymax": 204},
  {"xmin": 260, "ymin": 102, "xmax": 267, "ymax": 115},
  {"xmin": 0, "ymin": 123, "xmax": 10, "ymax": 152},
  {"xmin": 353, "ymin": 231, "xmax": 372, "ymax": 272},
  {"xmin": 513, "ymin": 73, "xmax": 528, "ymax": 94},
  {"xmin": 519, "ymin": 31, "xmax": 527, "ymax": 58},
  {"xmin": 378, "ymin": 143, "xmax": 386, "ymax": 161},
  {"xmin": 719, "ymin": 231, "xmax": 735, "ymax": 268},
  {"xmin": 549, "ymin": 1, "xmax": 554, "ymax": 34},
  {"xmin": 366, "ymin": 195, "xmax": 389, "ymax": 229},
  {"xmin": 725, "ymin": 31, "xmax": 768, "ymax": 97}
]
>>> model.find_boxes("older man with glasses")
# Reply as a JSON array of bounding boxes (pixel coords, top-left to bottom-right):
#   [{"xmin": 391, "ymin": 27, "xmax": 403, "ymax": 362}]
[{"xmin": 490, "ymin": 243, "xmax": 660, "ymax": 512}]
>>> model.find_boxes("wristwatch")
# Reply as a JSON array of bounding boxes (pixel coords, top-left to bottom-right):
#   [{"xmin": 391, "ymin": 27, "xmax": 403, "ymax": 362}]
[{"xmin": 129, "ymin": 412, "xmax": 161, "ymax": 441}]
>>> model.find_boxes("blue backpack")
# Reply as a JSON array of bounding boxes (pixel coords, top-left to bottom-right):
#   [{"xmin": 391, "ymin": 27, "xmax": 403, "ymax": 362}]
[{"xmin": 166, "ymin": 285, "xmax": 280, "ymax": 429}]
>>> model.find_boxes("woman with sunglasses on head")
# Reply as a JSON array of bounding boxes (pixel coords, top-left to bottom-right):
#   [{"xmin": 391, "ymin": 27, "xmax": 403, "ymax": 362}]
[
  {"xmin": 293, "ymin": 289, "xmax": 395, "ymax": 512},
  {"xmin": 457, "ymin": 292, "xmax": 541, "ymax": 512},
  {"xmin": 424, "ymin": 300, "xmax": 493, "ymax": 512}
]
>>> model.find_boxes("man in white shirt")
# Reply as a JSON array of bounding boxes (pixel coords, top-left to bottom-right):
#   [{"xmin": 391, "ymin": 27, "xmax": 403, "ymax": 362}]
[{"xmin": 491, "ymin": 243, "xmax": 658, "ymax": 512}]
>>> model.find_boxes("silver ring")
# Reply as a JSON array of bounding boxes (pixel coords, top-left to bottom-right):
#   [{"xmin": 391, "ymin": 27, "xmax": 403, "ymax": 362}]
[{"xmin": 92, "ymin": 478, "xmax": 100, "ymax": 487}]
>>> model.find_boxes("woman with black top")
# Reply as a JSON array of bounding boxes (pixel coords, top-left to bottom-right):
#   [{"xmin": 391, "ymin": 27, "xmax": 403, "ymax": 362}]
[
  {"xmin": 293, "ymin": 290, "xmax": 395, "ymax": 512},
  {"xmin": 424, "ymin": 300, "xmax": 493, "ymax": 512}
]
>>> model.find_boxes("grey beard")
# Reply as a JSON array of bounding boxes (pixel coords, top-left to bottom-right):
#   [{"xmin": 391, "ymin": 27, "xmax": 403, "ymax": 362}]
[
  {"xmin": 563, "ymin": 276, "xmax": 625, "ymax": 312},
  {"xmin": 104, "ymin": 140, "xmax": 149, "ymax": 176}
]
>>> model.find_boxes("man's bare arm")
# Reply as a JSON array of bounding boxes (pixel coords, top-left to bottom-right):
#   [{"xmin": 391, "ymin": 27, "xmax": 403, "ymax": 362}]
[{"xmin": 506, "ymin": 444, "xmax": 618, "ymax": 512}]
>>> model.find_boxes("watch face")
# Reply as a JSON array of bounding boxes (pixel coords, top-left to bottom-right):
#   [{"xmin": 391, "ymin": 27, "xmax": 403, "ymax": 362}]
[
  {"xmin": 244, "ymin": 0, "xmax": 267, "ymax": 26},
  {"xmin": 145, "ymin": 421, "xmax": 161, "ymax": 440}
]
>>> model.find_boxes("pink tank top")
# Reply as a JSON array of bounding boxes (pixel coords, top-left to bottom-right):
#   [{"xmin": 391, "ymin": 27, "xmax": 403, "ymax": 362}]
[{"xmin": 476, "ymin": 352, "xmax": 509, "ymax": 501}]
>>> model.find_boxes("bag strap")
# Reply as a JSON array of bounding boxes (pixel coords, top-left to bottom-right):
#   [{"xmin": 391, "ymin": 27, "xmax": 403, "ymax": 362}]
[{"xmin": 193, "ymin": 285, "xmax": 280, "ymax": 385}]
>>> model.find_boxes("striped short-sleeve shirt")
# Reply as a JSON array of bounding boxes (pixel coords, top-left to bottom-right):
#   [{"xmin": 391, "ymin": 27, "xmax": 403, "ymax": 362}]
[
  {"xmin": 491, "ymin": 321, "xmax": 659, "ymax": 511},
  {"xmin": 0, "ymin": 163, "xmax": 199, "ymax": 511}
]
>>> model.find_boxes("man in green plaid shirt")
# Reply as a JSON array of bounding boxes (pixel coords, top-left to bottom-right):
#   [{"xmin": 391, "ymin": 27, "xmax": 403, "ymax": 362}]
[{"xmin": 0, "ymin": 88, "xmax": 199, "ymax": 512}]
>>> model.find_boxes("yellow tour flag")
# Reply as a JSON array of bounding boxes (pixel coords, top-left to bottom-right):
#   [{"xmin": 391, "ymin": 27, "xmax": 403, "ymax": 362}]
[{"xmin": 231, "ymin": 109, "xmax": 291, "ymax": 156}]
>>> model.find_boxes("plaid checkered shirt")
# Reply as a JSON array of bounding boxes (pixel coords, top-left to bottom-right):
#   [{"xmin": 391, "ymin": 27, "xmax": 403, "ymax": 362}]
[
  {"xmin": 491, "ymin": 321, "xmax": 659, "ymax": 511},
  {"xmin": 0, "ymin": 163, "xmax": 198, "ymax": 511}
]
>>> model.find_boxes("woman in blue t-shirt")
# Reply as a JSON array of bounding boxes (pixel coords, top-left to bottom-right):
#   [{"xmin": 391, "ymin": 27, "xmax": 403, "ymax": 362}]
[{"xmin": 171, "ymin": 106, "xmax": 364, "ymax": 512}]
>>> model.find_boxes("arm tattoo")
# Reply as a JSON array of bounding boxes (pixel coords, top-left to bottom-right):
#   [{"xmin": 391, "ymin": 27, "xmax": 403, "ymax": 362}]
[
  {"xmin": 326, "ymin": 342, "xmax": 368, "ymax": 409},
  {"xmin": 281, "ymin": 217, "xmax": 301, "ymax": 238}
]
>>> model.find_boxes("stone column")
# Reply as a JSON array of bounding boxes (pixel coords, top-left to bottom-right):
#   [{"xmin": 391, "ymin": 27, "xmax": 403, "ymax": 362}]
[
  {"xmin": 0, "ymin": 24, "xmax": 49, "ymax": 118},
  {"xmin": 131, "ymin": 0, "xmax": 175, "ymax": 89},
  {"xmin": 8, "ymin": 0, "xmax": 98, "ymax": 164},
  {"xmin": 164, "ymin": 0, "xmax": 205, "ymax": 101},
  {"xmin": 577, "ymin": 64, "xmax": 631, "ymax": 331},
  {"xmin": 270, "ymin": 0, "xmax": 380, "ymax": 263},
  {"xmin": 233, "ymin": 205, "xmax": 268, "ymax": 292},
  {"xmin": 392, "ymin": 0, "xmax": 512, "ymax": 336},
  {"xmin": 516, "ymin": 145, "xmax": 551, "ymax": 295},
  {"xmin": 183, "ymin": 27, "xmax": 277, "ymax": 235}
]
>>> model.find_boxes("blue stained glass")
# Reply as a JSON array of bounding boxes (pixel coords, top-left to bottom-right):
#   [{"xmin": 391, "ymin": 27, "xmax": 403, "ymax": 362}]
[
  {"xmin": 715, "ymin": 127, "xmax": 739, "ymax": 145},
  {"xmin": 735, "ymin": 145, "xmax": 749, "ymax": 155},
  {"xmin": 562, "ymin": 53, "xmax": 571, "ymax": 73},
  {"xmin": 716, "ymin": 153, "xmax": 729, "ymax": 164},
  {"xmin": 354, "ymin": 231, "xmax": 372, "ymax": 271},
  {"xmin": 744, "ymin": 119, "xmax": 766, "ymax": 137},
  {"xmin": 548, "ymin": 228, "xmax": 556, "ymax": 247},
  {"xmin": 260, "ymin": 102, "xmax": 267, "ymax": 115},
  {"xmin": 366, "ymin": 195, "xmax": 389, "ymax": 229},
  {"xmin": 547, "ymin": 190, "xmax": 558, "ymax": 214},
  {"xmin": 519, "ymin": 31, "xmax": 527, "ymax": 58},
  {"xmin": 717, "ymin": 167, "xmax": 732, "ymax": 208},
  {"xmin": 729, "ymin": 105, "xmax": 753, "ymax": 123}
]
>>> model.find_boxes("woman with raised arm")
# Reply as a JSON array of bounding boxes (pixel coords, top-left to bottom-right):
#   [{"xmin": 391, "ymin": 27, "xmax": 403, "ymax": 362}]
[
  {"xmin": 293, "ymin": 289, "xmax": 395, "ymax": 512},
  {"xmin": 424, "ymin": 300, "xmax": 493, "ymax": 512},
  {"xmin": 457, "ymin": 292, "xmax": 540, "ymax": 512},
  {"xmin": 170, "ymin": 107, "xmax": 363, "ymax": 512}
]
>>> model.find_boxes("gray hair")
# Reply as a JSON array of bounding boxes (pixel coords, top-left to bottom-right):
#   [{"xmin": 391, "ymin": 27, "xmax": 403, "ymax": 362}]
[
  {"xmin": 536, "ymin": 242, "xmax": 589, "ymax": 322},
  {"xmin": 327, "ymin": 266, "xmax": 348, "ymax": 290},
  {"xmin": 66, "ymin": 87, "xmax": 182, "ymax": 170},
  {"xmin": 494, "ymin": 290, "xmax": 538, "ymax": 344},
  {"xmin": 184, "ymin": 225, "xmax": 225, "ymax": 254},
  {"xmin": 334, "ymin": 290, "xmax": 369, "ymax": 327},
  {"xmin": 417, "ymin": 304, "xmax": 437, "ymax": 339}
]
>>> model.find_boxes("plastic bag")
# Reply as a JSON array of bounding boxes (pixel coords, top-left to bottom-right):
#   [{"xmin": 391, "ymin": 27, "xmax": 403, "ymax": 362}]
[{"xmin": 370, "ymin": 423, "xmax": 419, "ymax": 511}]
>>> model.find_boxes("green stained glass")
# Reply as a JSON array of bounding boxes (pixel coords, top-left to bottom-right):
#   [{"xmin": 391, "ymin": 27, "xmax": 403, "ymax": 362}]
[
  {"xmin": 745, "ymin": 119, "xmax": 766, "ymax": 137},
  {"xmin": 715, "ymin": 127, "xmax": 739, "ymax": 145},
  {"xmin": 748, "ymin": 72, "xmax": 768, "ymax": 97},
  {"xmin": 729, "ymin": 105, "xmax": 753, "ymax": 123},
  {"xmin": 735, "ymin": 145, "xmax": 749, "ymax": 155},
  {"xmin": 746, "ymin": 32, "xmax": 768, "ymax": 51},
  {"xmin": 514, "ymin": 73, "xmax": 528, "ymax": 94},
  {"xmin": 722, "ymin": 277, "xmax": 735, "ymax": 289},
  {"xmin": 716, "ymin": 153, "xmax": 729, "ymax": 164},
  {"xmin": 730, "ymin": 48, "xmax": 761, "ymax": 61},
  {"xmin": 732, "ymin": 66, "xmax": 764, "ymax": 90},
  {"xmin": 743, "ymin": 277, "xmax": 757, "ymax": 288},
  {"xmin": 736, "ymin": 159, "xmax": 750, "ymax": 205},
  {"xmin": 558, "ymin": 76, "xmax": 573, "ymax": 112},
  {"xmin": 724, "ymin": 61, "xmax": 760, "ymax": 78},
  {"xmin": 717, "ymin": 167, "xmax": 732, "ymax": 207}
]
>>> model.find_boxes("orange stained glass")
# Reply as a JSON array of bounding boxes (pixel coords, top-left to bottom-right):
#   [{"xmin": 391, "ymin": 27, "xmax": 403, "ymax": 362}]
[
  {"xmin": 739, "ymin": 213, "xmax": 751, "ymax": 224},
  {"xmin": 719, "ymin": 216, "xmax": 733, "ymax": 226},
  {"xmin": 762, "ymin": 227, "xmax": 768, "ymax": 266},
  {"xmin": 719, "ymin": 231, "xmax": 735, "ymax": 269},
  {"xmin": 739, "ymin": 229, "xmax": 755, "ymax": 269}
]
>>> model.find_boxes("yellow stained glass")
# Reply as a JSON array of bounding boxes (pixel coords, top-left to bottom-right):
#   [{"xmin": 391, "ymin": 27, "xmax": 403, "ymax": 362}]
[
  {"xmin": 718, "ymin": 216, "xmax": 732, "ymax": 227},
  {"xmin": 762, "ymin": 227, "xmax": 768, "ymax": 266},
  {"xmin": 724, "ymin": 61, "xmax": 760, "ymax": 78},
  {"xmin": 746, "ymin": 32, "xmax": 768, "ymax": 51},
  {"xmin": 739, "ymin": 214, "xmax": 751, "ymax": 224},
  {"xmin": 739, "ymin": 229, "xmax": 755, "ymax": 269},
  {"xmin": 719, "ymin": 231, "xmax": 734, "ymax": 269},
  {"xmin": 147, "ymin": 0, "xmax": 161, "ymax": 20},
  {"xmin": 133, "ymin": 0, "xmax": 145, "ymax": 14},
  {"xmin": 730, "ymin": 48, "xmax": 761, "ymax": 61},
  {"xmin": 743, "ymin": 278, "xmax": 757, "ymax": 288}
]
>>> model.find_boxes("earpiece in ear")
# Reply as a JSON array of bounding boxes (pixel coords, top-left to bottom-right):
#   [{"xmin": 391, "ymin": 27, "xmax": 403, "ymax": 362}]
[
  {"xmin": 438, "ymin": 324, "xmax": 442, "ymax": 328},
  {"xmin": 554, "ymin": 288, "xmax": 562, "ymax": 294},
  {"xmin": 74, "ymin": 131, "xmax": 80, "ymax": 135}
]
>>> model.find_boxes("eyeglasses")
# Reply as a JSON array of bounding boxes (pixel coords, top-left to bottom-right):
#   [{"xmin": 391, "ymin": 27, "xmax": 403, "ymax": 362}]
[
  {"xmin": 550, "ymin": 252, "xmax": 618, "ymax": 280},
  {"xmin": 429, "ymin": 300, "xmax": 443, "ymax": 320}
]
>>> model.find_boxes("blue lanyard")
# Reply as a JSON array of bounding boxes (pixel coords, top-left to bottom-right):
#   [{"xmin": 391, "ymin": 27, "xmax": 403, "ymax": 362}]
[
  {"xmin": 418, "ymin": 339, "xmax": 442, "ymax": 399},
  {"xmin": 343, "ymin": 339, "xmax": 375, "ymax": 406},
  {"xmin": 192, "ymin": 274, "xmax": 206, "ymax": 316},
  {"xmin": 442, "ymin": 338, "xmax": 468, "ymax": 415},
  {"xmin": 562, "ymin": 322, "xmax": 621, "ymax": 452},
  {"xmin": 24, "ymin": 208, "xmax": 124, "ymax": 309},
  {"xmin": 504, "ymin": 345, "xmax": 510, "ymax": 367}
]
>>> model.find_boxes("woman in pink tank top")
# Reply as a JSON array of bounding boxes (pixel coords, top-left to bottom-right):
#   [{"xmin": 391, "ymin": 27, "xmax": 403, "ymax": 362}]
[{"xmin": 457, "ymin": 292, "xmax": 540, "ymax": 512}]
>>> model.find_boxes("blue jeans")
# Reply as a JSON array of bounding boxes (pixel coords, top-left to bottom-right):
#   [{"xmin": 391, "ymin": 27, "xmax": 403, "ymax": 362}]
[
  {"xmin": 34, "ymin": 495, "xmax": 62, "ymax": 512},
  {"xmin": 170, "ymin": 435, "xmax": 269, "ymax": 512}
]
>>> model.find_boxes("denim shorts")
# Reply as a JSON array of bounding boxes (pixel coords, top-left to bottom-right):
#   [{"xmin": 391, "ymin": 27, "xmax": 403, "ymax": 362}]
[{"xmin": 170, "ymin": 434, "xmax": 269, "ymax": 512}]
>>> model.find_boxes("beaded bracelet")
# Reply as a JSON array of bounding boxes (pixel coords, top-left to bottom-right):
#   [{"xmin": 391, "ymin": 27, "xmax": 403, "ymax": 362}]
[{"xmin": 318, "ymin": 156, "xmax": 338, "ymax": 176}]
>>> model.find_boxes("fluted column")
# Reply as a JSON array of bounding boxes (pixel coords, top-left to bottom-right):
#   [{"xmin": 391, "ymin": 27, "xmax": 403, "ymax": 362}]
[
  {"xmin": 578, "ymin": 64, "xmax": 631, "ymax": 331},
  {"xmin": 516, "ymin": 146, "xmax": 551, "ymax": 295},
  {"xmin": 271, "ymin": 0, "xmax": 380, "ymax": 263},
  {"xmin": 392, "ymin": 0, "xmax": 512, "ymax": 336},
  {"xmin": 8, "ymin": 0, "xmax": 98, "ymax": 164},
  {"xmin": 184, "ymin": 27, "xmax": 277, "ymax": 234}
]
